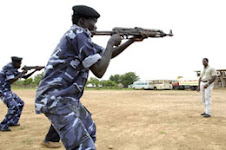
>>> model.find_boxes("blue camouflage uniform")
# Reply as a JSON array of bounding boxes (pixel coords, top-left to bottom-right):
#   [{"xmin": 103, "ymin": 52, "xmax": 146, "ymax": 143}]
[
  {"xmin": 0, "ymin": 63, "xmax": 24, "ymax": 130},
  {"xmin": 35, "ymin": 25, "xmax": 105, "ymax": 150}
]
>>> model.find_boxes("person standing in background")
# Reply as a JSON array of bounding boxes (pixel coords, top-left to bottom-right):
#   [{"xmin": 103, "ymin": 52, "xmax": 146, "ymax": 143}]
[{"xmin": 197, "ymin": 58, "xmax": 217, "ymax": 118}]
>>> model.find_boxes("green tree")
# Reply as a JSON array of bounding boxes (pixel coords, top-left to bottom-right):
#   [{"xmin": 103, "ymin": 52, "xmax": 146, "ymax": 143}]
[
  {"xmin": 34, "ymin": 72, "xmax": 43, "ymax": 85},
  {"xmin": 13, "ymin": 79, "xmax": 24, "ymax": 86},
  {"xmin": 23, "ymin": 78, "xmax": 33, "ymax": 85},
  {"xmin": 121, "ymin": 72, "xmax": 139, "ymax": 88},
  {"xmin": 109, "ymin": 74, "xmax": 121, "ymax": 84},
  {"xmin": 100, "ymin": 80, "xmax": 118, "ymax": 88},
  {"xmin": 87, "ymin": 77, "xmax": 100, "ymax": 87}
]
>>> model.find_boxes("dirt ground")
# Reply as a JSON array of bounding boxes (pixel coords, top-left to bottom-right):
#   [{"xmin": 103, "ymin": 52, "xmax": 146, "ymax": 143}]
[{"xmin": 0, "ymin": 89, "xmax": 226, "ymax": 150}]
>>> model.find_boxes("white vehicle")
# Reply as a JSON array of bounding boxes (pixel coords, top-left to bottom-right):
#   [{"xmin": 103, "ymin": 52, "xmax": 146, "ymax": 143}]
[
  {"xmin": 178, "ymin": 79, "xmax": 199, "ymax": 90},
  {"xmin": 132, "ymin": 80, "xmax": 154, "ymax": 90},
  {"xmin": 151, "ymin": 80, "xmax": 173, "ymax": 90}
]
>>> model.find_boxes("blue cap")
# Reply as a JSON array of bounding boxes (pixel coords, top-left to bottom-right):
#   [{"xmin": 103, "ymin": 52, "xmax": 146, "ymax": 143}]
[{"xmin": 11, "ymin": 56, "xmax": 23, "ymax": 62}]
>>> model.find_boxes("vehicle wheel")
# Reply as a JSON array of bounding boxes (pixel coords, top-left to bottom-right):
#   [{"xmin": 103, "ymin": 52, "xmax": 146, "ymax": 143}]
[
  {"xmin": 173, "ymin": 86, "xmax": 179, "ymax": 90},
  {"xmin": 190, "ymin": 86, "xmax": 194, "ymax": 90},
  {"xmin": 179, "ymin": 86, "xmax": 185, "ymax": 90}
]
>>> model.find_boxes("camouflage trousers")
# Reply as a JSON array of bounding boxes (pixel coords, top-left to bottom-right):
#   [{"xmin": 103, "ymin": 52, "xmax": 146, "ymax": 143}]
[
  {"xmin": 0, "ymin": 91, "xmax": 24, "ymax": 128},
  {"xmin": 45, "ymin": 102, "xmax": 96, "ymax": 150}
]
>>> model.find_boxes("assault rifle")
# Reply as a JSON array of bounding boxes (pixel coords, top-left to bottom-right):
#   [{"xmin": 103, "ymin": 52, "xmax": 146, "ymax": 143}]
[
  {"xmin": 22, "ymin": 66, "xmax": 45, "ymax": 71},
  {"xmin": 91, "ymin": 27, "xmax": 173, "ymax": 39}
]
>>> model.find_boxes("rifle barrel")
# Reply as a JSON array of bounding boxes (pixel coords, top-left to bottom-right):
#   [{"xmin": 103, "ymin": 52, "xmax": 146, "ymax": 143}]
[
  {"xmin": 91, "ymin": 31, "xmax": 115, "ymax": 36},
  {"xmin": 22, "ymin": 66, "xmax": 45, "ymax": 70}
]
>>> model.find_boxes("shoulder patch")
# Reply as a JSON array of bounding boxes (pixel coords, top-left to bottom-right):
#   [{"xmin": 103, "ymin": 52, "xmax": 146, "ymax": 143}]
[{"xmin": 67, "ymin": 30, "xmax": 76, "ymax": 39}]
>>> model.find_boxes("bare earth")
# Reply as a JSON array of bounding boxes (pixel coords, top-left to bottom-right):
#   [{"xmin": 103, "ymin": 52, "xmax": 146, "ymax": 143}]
[{"xmin": 0, "ymin": 89, "xmax": 226, "ymax": 150}]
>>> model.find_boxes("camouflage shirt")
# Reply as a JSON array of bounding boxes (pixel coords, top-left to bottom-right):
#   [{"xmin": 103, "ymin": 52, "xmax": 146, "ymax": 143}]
[
  {"xmin": 35, "ymin": 25, "xmax": 104, "ymax": 114},
  {"xmin": 0, "ymin": 63, "xmax": 20, "ymax": 93}
]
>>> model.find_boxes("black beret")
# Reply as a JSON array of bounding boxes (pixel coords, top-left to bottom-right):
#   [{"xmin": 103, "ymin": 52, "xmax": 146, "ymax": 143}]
[
  {"xmin": 11, "ymin": 56, "xmax": 23, "ymax": 62},
  {"xmin": 72, "ymin": 5, "xmax": 100, "ymax": 18}
]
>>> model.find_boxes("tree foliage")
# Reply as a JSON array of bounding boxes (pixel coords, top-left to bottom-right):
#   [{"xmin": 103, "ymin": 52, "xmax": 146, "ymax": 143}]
[
  {"xmin": 100, "ymin": 80, "xmax": 118, "ymax": 88},
  {"xmin": 12, "ymin": 72, "xmax": 139, "ymax": 89},
  {"xmin": 120, "ymin": 72, "xmax": 139, "ymax": 88},
  {"xmin": 12, "ymin": 72, "xmax": 43, "ymax": 87},
  {"xmin": 23, "ymin": 78, "xmax": 33, "ymax": 85},
  {"xmin": 109, "ymin": 74, "xmax": 121, "ymax": 84},
  {"xmin": 33, "ymin": 72, "xmax": 43, "ymax": 85},
  {"xmin": 109, "ymin": 72, "xmax": 139, "ymax": 88},
  {"xmin": 87, "ymin": 77, "xmax": 100, "ymax": 87}
]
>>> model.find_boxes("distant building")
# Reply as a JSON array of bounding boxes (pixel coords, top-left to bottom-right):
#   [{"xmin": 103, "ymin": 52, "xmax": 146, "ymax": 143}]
[{"xmin": 195, "ymin": 69, "xmax": 226, "ymax": 88}]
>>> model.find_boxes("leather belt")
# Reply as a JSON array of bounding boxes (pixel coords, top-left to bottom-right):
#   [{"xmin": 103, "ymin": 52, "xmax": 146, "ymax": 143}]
[{"xmin": 201, "ymin": 81, "xmax": 208, "ymax": 82}]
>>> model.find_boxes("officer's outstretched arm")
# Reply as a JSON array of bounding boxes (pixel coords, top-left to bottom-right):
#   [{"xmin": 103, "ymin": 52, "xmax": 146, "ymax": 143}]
[
  {"xmin": 111, "ymin": 36, "xmax": 146, "ymax": 59},
  {"xmin": 22, "ymin": 70, "xmax": 37, "ymax": 79},
  {"xmin": 90, "ymin": 34, "xmax": 121, "ymax": 78},
  {"xmin": 111, "ymin": 39, "xmax": 134, "ymax": 59},
  {"xmin": 9, "ymin": 70, "xmax": 27, "ymax": 84}
]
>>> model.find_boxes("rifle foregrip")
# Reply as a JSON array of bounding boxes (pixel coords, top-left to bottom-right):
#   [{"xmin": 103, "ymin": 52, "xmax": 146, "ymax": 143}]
[{"xmin": 22, "ymin": 66, "xmax": 45, "ymax": 70}]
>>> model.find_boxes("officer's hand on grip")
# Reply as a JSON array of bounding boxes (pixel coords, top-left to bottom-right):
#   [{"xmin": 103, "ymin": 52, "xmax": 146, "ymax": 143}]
[
  {"xmin": 22, "ymin": 70, "xmax": 28, "ymax": 74},
  {"xmin": 108, "ymin": 34, "xmax": 121, "ymax": 46}
]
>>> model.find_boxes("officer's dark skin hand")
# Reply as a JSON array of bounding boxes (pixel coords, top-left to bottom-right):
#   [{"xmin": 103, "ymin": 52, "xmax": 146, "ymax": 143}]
[
  {"xmin": 108, "ymin": 34, "xmax": 122, "ymax": 46},
  {"xmin": 22, "ymin": 70, "xmax": 28, "ymax": 74}
]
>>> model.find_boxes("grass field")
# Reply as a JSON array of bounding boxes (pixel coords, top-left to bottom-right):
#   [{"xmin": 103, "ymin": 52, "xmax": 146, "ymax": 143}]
[{"xmin": 0, "ymin": 89, "xmax": 226, "ymax": 150}]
